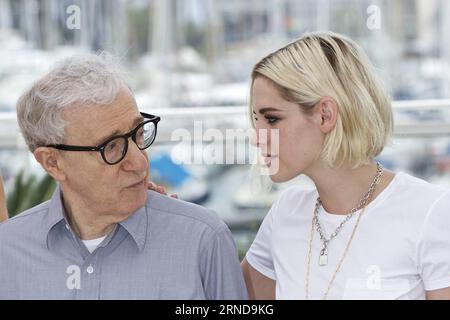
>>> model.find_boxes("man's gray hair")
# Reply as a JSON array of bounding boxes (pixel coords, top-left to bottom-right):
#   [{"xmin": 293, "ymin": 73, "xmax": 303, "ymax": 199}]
[{"xmin": 16, "ymin": 52, "xmax": 130, "ymax": 152}]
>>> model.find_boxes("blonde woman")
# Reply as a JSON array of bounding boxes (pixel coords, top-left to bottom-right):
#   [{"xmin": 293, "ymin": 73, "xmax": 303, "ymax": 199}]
[
  {"xmin": 0, "ymin": 174, "xmax": 7, "ymax": 222},
  {"xmin": 241, "ymin": 32, "xmax": 450, "ymax": 300}
]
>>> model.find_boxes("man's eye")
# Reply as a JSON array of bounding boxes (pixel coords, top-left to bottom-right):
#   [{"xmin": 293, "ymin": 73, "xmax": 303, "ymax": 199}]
[{"xmin": 108, "ymin": 142, "xmax": 117, "ymax": 150}]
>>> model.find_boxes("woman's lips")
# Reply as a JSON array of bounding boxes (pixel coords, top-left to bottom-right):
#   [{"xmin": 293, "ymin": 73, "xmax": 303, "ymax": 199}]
[{"xmin": 262, "ymin": 155, "xmax": 278, "ymax": 166}]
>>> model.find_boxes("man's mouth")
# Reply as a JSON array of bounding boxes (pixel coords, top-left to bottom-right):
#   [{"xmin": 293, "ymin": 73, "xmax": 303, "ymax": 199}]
[{"xmin": 126, "ymin": 178, "xmax": 146, "ymax": 189}]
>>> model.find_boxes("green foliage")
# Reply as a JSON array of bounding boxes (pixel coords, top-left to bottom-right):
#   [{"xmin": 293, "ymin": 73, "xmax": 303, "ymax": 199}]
[
  {"xmin": 127, "ymin": 3, "xmax": 151, "ymax": 55},
  {"xmin": 6, "ymin": 171, "xmax": 56, "ymax": 218},
  {"xmin": 233, "ymin": 220, "xmax": 261, "ymax": 261},
  {"xmin": 184, "ymin": 22, "xmax": 207, "ymax": 57}
]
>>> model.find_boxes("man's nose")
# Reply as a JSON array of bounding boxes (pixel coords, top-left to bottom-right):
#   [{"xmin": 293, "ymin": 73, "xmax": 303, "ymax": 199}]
[{"xmin": 121, "ymin": 141, "xmax": 148, "ymax": 172}]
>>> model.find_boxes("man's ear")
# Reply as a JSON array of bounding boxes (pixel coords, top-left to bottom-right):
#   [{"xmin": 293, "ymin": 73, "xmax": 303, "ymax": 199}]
[
  {"xmin": 316, "ymin": 97, "xmax": 338, "ymax": 134},
  {"xmin": 33, "ymin": 147, "xmax": 66, "ymax": 182}
]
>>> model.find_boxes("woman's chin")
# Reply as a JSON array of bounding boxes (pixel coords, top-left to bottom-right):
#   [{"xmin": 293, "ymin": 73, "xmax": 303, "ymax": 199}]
[{"xmin": 269, "ymin": 173, "xmax": 290, "ymax": 183}]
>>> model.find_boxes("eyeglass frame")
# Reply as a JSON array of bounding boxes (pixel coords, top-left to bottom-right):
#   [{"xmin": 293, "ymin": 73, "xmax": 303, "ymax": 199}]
[{"xmin": 45, "ymin": 112, "xmax": 161, "ymax": 165}]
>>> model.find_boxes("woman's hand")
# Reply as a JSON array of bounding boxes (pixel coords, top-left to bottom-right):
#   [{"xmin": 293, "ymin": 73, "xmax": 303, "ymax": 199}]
[{"xmin": 147, "ymin": 181, "xmax": 178, "ymax": 199}]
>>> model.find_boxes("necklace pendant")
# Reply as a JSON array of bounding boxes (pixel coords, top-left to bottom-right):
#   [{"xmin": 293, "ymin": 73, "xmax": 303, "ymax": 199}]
[{"xmin": 319, "ymin": 249, "xmax": 328, "ymax": 266}]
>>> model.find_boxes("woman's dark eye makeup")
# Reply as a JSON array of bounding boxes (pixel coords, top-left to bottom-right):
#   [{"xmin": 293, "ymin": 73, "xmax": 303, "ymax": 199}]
[
  {"xmin": 253, "ymin": 108, "xmax": 282, "ymax": 124},
  {"xmin": 264, "ymin": 115, "xmax": 279, "ymax": 124},
  {"xmin": 253, "ymin": 115, "xmax": 280, "ymax": 124}
]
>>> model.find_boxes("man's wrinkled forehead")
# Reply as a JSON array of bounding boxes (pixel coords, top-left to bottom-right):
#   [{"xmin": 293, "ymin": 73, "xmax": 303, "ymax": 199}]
[{"xmin": 62, "ymin": 91, "xmax": 141, "ymax": 144}]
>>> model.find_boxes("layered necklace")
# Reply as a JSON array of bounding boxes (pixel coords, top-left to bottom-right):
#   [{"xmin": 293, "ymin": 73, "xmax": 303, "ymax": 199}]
[{"xmin": 305, "ymin": 162, "xmax": 384, "ymax": 300}]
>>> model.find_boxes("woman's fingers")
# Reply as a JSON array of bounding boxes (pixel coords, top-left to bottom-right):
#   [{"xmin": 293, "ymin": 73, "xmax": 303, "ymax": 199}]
[
  {"xmin": 147, "ymin": 181, "xmax": 167, "ymax": 195},
  {"xmin": 147, "ymin": 181, "xmax": 156, "ymax": 190},
  {"xmin": 148, "ymin": 181, "xmax": 178, "ymax": 199},
  {"xmin": 156, "ymin": 186, "xmax": 167, "ymax": 195}
]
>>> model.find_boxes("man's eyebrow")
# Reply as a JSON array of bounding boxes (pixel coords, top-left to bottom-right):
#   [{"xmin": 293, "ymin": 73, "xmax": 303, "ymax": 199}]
[
  {"xmin": 132, "ymin": 115, "xmax": 145, "ymax": 126},
  {"xmin": 96, "ymin": 115, "xmax": 145, "ymax": 145}
]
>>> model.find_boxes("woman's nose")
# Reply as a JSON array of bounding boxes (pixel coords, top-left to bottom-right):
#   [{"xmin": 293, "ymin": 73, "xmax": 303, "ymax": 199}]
[
  {"xmin": 250, "ymin": 129, "xmax": 259, "ymax": 147},
  {"xmin": 252, "ymin": 127, "xmax": 270, "ymax": 148}
]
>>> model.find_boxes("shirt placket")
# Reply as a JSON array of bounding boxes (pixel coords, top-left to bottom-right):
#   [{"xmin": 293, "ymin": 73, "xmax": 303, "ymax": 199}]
[
  {"xmin": 78, "ymin": 253, "xmax": 102, "ymax": 299},
  {"xmin": 64, "ymin": 222, "xmax": 106, "ymax": 300}
]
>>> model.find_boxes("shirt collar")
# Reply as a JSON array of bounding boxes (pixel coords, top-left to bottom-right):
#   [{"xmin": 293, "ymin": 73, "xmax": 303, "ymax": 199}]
[
  {"xmin": 43, "ymin": 185, "xmax": 66, "ymax": 250},
  {"xmin": 44, "ymin": 186, "xmax": 148, "ymax": 252},
  {"xmin": 118, "ymin": 204, "xmax": 148, "ymax": 252}
]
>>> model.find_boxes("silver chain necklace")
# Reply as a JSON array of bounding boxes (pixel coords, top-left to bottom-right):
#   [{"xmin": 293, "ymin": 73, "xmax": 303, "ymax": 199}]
[{"xmin": 314, "ymin": 162, "xmax": 384, "ymax": 266}]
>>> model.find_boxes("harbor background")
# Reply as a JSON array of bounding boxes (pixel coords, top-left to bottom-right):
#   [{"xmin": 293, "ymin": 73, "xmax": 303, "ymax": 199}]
[{"xmin": 1, "ymin": 0, "xmax": 450, "ymax": 257}]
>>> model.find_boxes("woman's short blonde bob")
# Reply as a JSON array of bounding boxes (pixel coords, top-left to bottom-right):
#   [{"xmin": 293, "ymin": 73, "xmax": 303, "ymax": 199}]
[{"xmin": 250, "ymin": 31, "xmax": 393, "ymax": 168}]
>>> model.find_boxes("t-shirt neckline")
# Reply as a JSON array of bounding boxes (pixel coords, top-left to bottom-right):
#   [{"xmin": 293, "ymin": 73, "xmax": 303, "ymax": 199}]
[{"xmin": 318, "ymin": 171, "xmax": 403, "ymax": 220}]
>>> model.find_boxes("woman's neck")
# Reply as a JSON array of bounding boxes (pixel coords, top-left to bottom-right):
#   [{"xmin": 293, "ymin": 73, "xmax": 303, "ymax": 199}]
[{"xmin": 305, "ymin": 161, "xmax": 395, "ymax": 215}]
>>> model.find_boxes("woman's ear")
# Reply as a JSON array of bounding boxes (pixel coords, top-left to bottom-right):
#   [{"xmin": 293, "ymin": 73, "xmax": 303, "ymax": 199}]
[
  {"xmin": 317, "ymin": 97, "xmax": 338, "ymax": 134},
  {"xmin": 33, "ymin": 147, "xmax": 66, "ymax": 182}
]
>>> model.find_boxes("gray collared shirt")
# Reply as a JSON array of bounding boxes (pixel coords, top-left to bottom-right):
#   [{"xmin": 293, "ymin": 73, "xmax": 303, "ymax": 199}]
[{"xmin": 0, "ymin": 187, "xmax": 248, "ymax": 300}]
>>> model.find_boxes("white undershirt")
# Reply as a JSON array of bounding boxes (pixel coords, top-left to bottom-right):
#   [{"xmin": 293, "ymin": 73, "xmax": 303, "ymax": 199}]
[
  {"xmin": 246, "ymin": 172, "xmax": 450, "ymax": 300},
  {"xmin": 82, "ymin": 235, "xmax": 107, "ymax": 253}
]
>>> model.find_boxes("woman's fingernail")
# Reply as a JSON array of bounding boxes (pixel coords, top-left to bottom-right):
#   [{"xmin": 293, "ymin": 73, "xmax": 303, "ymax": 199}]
[{"xmin": 157, "ymin": 186, "xmax": 166, "ymax": 194}]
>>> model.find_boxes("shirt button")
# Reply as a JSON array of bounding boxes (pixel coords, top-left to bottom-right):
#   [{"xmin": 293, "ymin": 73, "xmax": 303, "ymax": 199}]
[
  {"xmin": 86, "ymin": 265, "xmax": 94, "ymax": 274},
  {"xmin": 65, "ymin": 224, "xmax": 70, "ymax": 230}
]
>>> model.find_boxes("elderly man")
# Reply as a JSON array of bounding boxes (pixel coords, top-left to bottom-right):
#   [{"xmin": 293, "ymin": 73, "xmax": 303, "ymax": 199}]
[{"xmin": 0, "ymin": 54, "xmax": 248, "ymax": 299}]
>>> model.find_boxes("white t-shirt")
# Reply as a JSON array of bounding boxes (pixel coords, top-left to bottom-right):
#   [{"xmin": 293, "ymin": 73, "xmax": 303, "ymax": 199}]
[
  {"xmin": 82, "ymin": 235, "xmax": 107, "ymax": 253},
  {"xmin": 246, "ymin": 172, "xmax": 450, "ymax": 300}
]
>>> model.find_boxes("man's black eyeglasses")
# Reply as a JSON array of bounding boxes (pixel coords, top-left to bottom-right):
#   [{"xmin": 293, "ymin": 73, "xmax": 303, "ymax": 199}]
[{"xmin": 46, "ymin": 112, "xmax": 160, "ymax": 165}]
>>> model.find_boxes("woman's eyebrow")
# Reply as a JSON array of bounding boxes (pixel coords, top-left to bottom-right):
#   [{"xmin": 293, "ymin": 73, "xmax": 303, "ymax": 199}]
[{"xmin": 255, "ymin": 107, "xmax": 282, "ymax": 115}]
